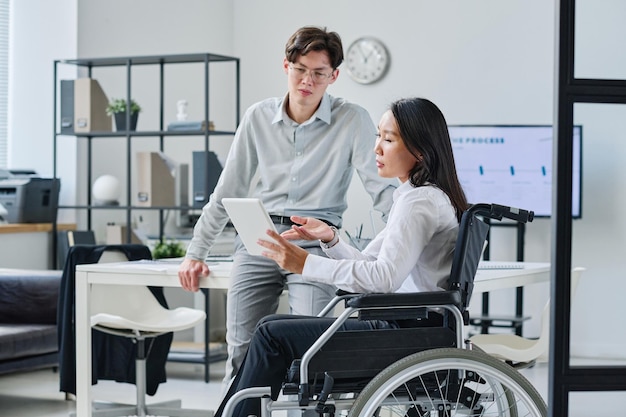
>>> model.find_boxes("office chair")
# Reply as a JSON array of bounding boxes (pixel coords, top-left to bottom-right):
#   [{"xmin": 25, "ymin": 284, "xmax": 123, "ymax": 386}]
[
  {"xmin": 69, "ymin": 248, "xmax": 209, "ymax": 417},
  {"xmin": 58, "ymin": 244, "xmax": 171, "ymax": 398},
  {"xmin": 470, "ymin": 267, "xmax": 584, "ymax": 368}
]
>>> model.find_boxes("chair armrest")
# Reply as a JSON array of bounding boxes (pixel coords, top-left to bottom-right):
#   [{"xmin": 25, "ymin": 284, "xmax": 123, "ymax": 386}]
[{"xmin": 346, "ymin": 290, "xmax": 463, "ymax": 310}]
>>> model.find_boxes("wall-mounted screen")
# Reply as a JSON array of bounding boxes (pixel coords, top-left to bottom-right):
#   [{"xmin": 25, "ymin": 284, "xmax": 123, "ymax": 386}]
[{"xmin": 448, "ymin": 125, "xmax": 582, "ymax": 218}]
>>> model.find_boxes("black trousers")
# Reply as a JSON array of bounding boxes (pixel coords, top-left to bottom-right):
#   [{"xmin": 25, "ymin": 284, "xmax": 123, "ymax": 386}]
[{"xmin": 214, "ymin": 314, "xmax": 396, "ymax": 417}]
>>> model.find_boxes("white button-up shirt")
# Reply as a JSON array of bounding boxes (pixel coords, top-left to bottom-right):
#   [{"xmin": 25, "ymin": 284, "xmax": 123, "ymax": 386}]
[{"xmin": 302, "ymin": 182, "xmax": 459, "ymax": 294}]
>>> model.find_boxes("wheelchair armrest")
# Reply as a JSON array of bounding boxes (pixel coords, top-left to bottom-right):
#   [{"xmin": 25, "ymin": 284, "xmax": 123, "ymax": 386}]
[
  {"xmin": 335, "ymin": 289, "xmax": 359, "ymax": 297},
  {"xmin": 317, "ymin": 290, "xmax": 363, "ymax": 317},
  {"xmin": 335, "ymin": 289, "xmax": 363, "ymax": 304},
  {"xmin": 346, "ymin": 290, "xmax": 463, "ymax": 310}
]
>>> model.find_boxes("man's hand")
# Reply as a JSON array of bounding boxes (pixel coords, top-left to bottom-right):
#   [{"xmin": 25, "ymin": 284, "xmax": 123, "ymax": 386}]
[
  {"xmin": 258, "ymin": 229, "xmax": 309, "ymax": 274},
  {"xmin": 178, "ymin": 258, "xmax": 210, "ymax": 292},
  {"xmin": 280, "ymin": 216, "xmax": 334, "ymax": 242}
]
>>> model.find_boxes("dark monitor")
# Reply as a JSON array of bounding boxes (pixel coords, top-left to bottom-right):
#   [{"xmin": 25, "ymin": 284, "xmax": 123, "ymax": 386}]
[
  {"xmin": 192, "ymin": 151, "xmax": 223, "ymax": 208},
  {"xmin": 448, "ymin": 125, "xmax": 582, "ymax": 218}
]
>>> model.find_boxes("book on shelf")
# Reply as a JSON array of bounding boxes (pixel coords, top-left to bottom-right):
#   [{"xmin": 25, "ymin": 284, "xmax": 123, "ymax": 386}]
[{"xmin": 167, "ymin": 120, "xmax": 215, "ymax": 131}]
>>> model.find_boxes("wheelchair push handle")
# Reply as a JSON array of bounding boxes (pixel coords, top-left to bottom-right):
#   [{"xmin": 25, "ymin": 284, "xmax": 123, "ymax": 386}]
[
  {"xmin": 470, "ymin": 203, "xmax": 534, "ymax": 224},
  {"xmin": 494, "ymin": 204, "xmax": 534, "ymax": 223}
]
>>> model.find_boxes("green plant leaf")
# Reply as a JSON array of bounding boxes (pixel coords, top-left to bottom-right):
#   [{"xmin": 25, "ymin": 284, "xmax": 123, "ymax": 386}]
[{"xmin": 106, "ymin": 98, "xmax": 142, "ymax": 116}]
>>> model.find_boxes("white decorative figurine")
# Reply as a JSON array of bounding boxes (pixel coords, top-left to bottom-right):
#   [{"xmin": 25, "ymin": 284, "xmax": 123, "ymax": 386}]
[
  {"xmin": 176, "ymin": 99, "xmax": 188, "ymax": 121},
  {"xmin": 92, "ymin": 175, "xmax": 121, "ymax": 206}
]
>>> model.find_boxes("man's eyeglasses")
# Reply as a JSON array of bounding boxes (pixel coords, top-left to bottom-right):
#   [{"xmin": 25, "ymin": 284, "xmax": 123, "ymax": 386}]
[{"xmin": 288, "ymin": 63, "xmax": 333, "ymax": 84}]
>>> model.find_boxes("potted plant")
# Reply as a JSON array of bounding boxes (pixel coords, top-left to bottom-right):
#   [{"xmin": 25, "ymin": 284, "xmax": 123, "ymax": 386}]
[
  {"xmin": 152, "ymin": 239, "xmax": 186, "ymax": 260},
  {"xmin": 106, "ymin": 98, "xmax": 142, "ymax": 131}
]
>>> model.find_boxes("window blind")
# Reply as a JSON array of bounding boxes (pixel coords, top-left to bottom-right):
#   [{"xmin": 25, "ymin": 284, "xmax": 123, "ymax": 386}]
[{"xmin": 0, "ymin": 0, "xmax": 9, "ymax": 168}]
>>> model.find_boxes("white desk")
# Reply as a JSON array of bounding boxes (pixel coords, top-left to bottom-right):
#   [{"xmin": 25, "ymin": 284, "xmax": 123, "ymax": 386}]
[
  {"xmin": 74, "ymin": 260, "xmax": 550, "ymax": 417},
  {"xmin": 473, "ymin": 262, "xmax": 550, "ymax": 294}
]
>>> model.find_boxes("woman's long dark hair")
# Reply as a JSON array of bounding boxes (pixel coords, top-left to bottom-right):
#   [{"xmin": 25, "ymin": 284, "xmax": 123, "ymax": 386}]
[{"xmin": 390, "ymin": 97, "xmax": 468, "ymax": 222}]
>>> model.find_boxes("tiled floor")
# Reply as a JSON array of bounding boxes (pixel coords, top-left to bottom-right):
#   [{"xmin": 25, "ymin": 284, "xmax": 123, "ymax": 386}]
[
  {"xmin": 0, "ymin": 361, "xmax": 224, "ymax": 417},
  {"xmin": 1, "ymin": 357, "xmax": 624, "ymax": 416}
]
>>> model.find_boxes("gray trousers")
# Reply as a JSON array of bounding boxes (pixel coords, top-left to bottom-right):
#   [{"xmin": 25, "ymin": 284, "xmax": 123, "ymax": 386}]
[{"xmin": 222, "ymin": 225, "xmax": 337, "ymax": 393}]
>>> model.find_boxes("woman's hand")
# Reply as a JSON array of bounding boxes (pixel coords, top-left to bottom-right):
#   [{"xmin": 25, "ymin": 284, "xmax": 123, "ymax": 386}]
[
  {"xmin": 280, "ymin": 216, "xmax": 334, "ymax": 242},
  {"xmin": 258, "ymin": 229, "xmax": 310, "ymax": 274}
]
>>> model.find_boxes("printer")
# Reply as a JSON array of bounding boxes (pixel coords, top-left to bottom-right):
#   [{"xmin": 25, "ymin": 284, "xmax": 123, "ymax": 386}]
[{"xmin": 0, "ymin": 169, "xmax": 60, "ymax": 223}]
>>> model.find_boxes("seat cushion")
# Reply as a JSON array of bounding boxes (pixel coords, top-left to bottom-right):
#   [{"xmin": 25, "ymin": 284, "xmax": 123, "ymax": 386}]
[
  {"xmin": 0, "ymin": 324, "xmax": 58, "ymax": 361},
  {"xmin": 0, "ymin": 270, "xmax": 62, "ymax": 324}
]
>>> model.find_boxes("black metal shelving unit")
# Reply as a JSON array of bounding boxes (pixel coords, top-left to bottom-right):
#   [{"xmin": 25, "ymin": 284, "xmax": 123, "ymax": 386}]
[
  {"xmin": 52, "ymin": 52, "xmax": 240, "ymax": 382},
  {"xmin": 551, "ymin": 1, "xmax": 626, "ymax": 415}
]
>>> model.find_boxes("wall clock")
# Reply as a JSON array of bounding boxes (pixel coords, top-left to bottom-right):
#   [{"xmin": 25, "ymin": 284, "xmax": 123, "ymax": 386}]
[{"xmin": 345, "ymin": 37, "xmax": 390, "ymax": 84}]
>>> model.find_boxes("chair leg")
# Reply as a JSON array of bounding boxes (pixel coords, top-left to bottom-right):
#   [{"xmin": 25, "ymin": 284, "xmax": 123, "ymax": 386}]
[
  {"xmin": 72, "ymin": 339, "xmax": 213, "ymax": 417},
  {"xmin": 136, "ymin": 352, "xmax": 148, "ymax": 417},
  {"xmin": 137, "ymin": 339, "xmax": 212, "ymax": 417}
]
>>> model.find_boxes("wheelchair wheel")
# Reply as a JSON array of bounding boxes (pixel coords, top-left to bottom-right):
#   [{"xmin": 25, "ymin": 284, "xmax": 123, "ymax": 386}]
[{"xmin": 348, "ymin": 347, "xmax": 546, "ymax": 417}]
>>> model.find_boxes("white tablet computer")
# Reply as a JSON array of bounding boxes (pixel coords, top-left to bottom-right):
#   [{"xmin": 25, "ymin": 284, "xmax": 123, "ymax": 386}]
[{"xmin": 222, "ymin": 198, "xmax": 278, "ymax": 256}]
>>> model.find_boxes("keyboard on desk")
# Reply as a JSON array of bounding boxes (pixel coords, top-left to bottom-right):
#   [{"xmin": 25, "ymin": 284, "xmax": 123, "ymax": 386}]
[{"xmin": 477, "ymin": 261, "xmax": 525, "ymax": 270}]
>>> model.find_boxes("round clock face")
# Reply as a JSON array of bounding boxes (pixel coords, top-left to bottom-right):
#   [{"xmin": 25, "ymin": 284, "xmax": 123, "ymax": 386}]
[{"xmin": 345, "ymin": 37, "xmax": 390, "ymax": 84}]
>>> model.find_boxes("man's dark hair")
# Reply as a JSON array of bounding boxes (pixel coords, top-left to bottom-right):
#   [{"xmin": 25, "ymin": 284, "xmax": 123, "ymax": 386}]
[{"xmin": 285, "ymin": 26, "xmax": 344, "ymax": 69}]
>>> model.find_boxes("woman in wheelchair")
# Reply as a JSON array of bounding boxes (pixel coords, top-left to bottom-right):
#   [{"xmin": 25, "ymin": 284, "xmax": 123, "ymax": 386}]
[{"xmin": 214, "ymin": 97, "xmax": 468, "ymax": 417}]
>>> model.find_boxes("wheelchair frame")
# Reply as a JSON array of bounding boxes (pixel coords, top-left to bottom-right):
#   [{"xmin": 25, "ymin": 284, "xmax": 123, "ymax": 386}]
[{"xmin": 220, "ymin": 204, "xmax": 547, "ymax": 417}]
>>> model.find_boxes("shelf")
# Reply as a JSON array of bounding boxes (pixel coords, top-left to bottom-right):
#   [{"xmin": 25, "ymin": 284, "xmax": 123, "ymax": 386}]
[
  {"xmin": 52, "ymin": 51, "xmax": 240, "ymax": 240},
  {"xmin": 52, "ymin": 53, "xmax": 240, "ymax": 380},
  {"xmin": 55, "ymin": 129, "xmax": 236, "ymax": 138},
  {"xmin": 58, "ymin": 205, "xmax": 201, "ymax": 210},
  {"xmin": 58, "ymin": 52, "xmax": 238, "ymax": 68},
  {"xmin": 0, "ymin": 223, "xmax": 76, "ymax": 234}
]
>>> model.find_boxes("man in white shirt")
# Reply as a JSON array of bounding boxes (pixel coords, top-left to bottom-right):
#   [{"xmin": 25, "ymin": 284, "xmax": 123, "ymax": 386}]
[{"xmin": 178, "ymin": 26, "xmax": 396, "ymax": 389}]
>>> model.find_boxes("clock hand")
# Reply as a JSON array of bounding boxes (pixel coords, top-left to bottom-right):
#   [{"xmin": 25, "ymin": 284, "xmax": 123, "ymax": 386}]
[
  {"xmin": 361, "ymin": 45, "xmax": 374, "ymax": 64},
  {"xmin": 357, "ymin": 44, "xmax": 367, "ymax": 62},
  {"xmin": 357, "ymin": 43, "xmax": 375, "ymax": 64}
]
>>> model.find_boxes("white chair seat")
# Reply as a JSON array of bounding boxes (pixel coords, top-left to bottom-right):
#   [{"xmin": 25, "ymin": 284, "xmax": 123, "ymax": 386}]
[
  {"xmin": 90, "ymin": 283, "xmax": 206, "ymax": 334},
  {"xmin": 470, "ymin": 333, "xmax": 543, "ymax": 363},
  {"xmin": 92, "ymin": 306, "xmax": 206, "ymax": 333}
]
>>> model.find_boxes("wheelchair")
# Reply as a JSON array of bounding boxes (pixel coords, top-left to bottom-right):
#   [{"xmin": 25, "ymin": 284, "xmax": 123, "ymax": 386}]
[{"xmin": 222, "ymin": 203, "xmax": 547, "ymax": 417}]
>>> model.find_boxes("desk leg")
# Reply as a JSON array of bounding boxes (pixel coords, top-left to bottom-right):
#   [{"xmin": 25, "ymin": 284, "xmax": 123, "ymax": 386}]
[
  {"xmin": 204, "ymin": 288, "xmax": 210, "ymax": 383},
  {"xmin": 75, "ymin": 270, "xmax": 93, "ymax": 417},
  {"xmin": 481, "ymin": 292, "xmax": 490, "ymax": 334},
  {"xmin": 515, "ymin": 286, "xmax": 524, "ymax": 336}
]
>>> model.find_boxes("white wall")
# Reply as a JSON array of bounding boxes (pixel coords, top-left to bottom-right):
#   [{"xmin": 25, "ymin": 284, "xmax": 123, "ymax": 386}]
[
  {"xmin": 230, "ymin": 0, "xmax": 558, "ymax": 252},
  {"xmin": 8, "ymin": 0, "xmax": 626, "ymax": 359},
  {"xmin": 9, "ymin": 0, "xmax": 78, "ymax": 220}
]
